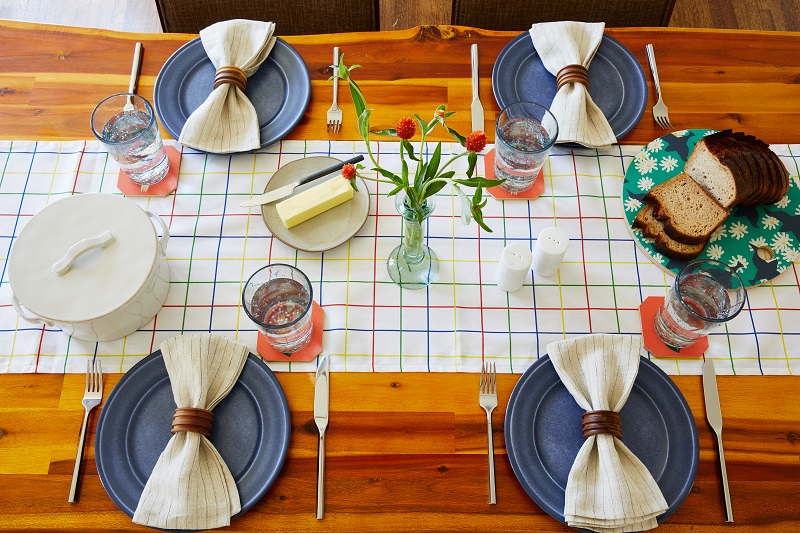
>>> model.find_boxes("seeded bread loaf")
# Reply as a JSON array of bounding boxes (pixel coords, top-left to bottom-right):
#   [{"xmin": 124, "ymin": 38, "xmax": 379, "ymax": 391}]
[
  {"xmin": 633, "ymin": 203, "xmax": 706, "ymax": 260},
  {"xmin": 644, "ymin": 172, "xmax": 728, "ymax": 245}
]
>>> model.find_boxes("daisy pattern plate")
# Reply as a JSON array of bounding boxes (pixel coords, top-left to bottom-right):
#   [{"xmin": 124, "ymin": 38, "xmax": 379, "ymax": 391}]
[{"xmin": 622, "ymin": 129, "xmax": 800, "ymax": 287}]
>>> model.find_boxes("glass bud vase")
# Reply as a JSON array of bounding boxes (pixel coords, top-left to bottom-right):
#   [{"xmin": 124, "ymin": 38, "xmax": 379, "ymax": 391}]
[{"xmin": 387, "ymin": 193, "xmax": 439, "ymax": 289}]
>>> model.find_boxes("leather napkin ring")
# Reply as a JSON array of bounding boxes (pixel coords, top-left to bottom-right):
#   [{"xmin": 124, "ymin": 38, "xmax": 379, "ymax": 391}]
[
  {"xmin": 582, "ymin": 410, "xmax": 621, "ymax": 439},
  {"xmin": 214, "ymin": 66, "xmax": 247, "ymax": 92},
  {"xmin": 556, "ymin": 64, "xmax": 590, "ymax": 91},
  {"xmin": 171, "ymin": 407, "xmax": 213, "ymax": 437}
]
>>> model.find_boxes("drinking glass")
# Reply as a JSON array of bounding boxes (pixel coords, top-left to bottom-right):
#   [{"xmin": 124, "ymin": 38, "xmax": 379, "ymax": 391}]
[
  {"xmin": 242, "ymin": 264, "xmax": 314, "ymax": 353},
  {"xmin": 91, "ymin": 93, "xmax": 170, "ymax": 186},
  {"xmin": 494, "ymin": 101, "xmax": 558, "ymax": 194},
  {"xmin": 654, "ymin": 259, "xmax": 746, "ymax": 349}
]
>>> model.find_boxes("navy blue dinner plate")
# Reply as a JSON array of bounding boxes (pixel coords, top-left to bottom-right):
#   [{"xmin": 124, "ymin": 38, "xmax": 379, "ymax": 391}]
[
  {"xmin": 95, "ymin": 352, "xmax": 290, "ymax": 527},
  {"xmin": 154, "ymin": 37, "xmax": 310, "ymax": 152},
  {"xmin": 492, "ymin": 32, "xmax": 647, "ymax": 142},
  {"xmin": 505, "ymin": 355, "xmax": 698, "ymax": 527}
]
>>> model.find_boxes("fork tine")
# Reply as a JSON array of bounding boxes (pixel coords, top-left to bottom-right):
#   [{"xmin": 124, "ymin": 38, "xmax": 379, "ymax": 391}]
[
  {"xmin": 85, "ymin": 360, "xmax": 90, "ymax": 390},
  {"xmin": 95, "ymin": 359, "xmax": 102, "ymax": 392},
  {"xmin": 491, "ymin": 362, "xmax": 496, "ymax": 393}
]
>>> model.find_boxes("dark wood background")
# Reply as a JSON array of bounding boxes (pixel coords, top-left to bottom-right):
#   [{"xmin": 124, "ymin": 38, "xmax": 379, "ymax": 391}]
[{"xmin": 1, "ymin": 0, "xmax": 799, "ymax": 33}]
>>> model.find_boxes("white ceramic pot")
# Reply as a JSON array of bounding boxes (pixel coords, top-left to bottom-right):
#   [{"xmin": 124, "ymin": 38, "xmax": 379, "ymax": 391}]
[{"xmin": 8, "ymin": 193, "xmax": 170, "ymax": 342}]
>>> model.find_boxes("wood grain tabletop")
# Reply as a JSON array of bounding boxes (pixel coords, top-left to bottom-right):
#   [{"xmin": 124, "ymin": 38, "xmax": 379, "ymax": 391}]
[
  {"xmin": 1, "ymin": 21, "xmax": 800, "ymax": 144},
  {"xmin": 0, "ymin": 20, "xmax": 799, "ymax": 532}
]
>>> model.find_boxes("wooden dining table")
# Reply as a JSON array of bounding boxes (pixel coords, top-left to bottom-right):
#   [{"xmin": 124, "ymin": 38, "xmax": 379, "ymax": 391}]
[{"xmin": 0, "ymin": 20, "xmax": 799, "ymax": 532}]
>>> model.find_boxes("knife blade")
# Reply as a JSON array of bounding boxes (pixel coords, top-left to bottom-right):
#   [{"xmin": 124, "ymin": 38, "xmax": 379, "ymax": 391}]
[
  {"xmin": 703, "ymin": 358, "xmax": 734, "ymax": 522},
  {"xmin": 314, "ymin": 354, "xmax": 330, "ymax": 520},
  {"xmin": 239, "ymin": 154, "xmax": 364, "ymax": 208},
  {"xmin": 470, "ymin": 43, "xmax": 484, "ymax": 133}
]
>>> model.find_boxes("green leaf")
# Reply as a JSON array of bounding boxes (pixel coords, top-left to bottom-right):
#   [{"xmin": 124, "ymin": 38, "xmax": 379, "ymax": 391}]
[
  {"xmin": 467, "ymin": 151, "xmax": 477, "ymax": 177},
  {"xmin": 436, "ymin": 170, "xmax": 455, "ymax": 181},
  {"xmin": 401, "ymin": 157, "xmax": 409, "ymax": 186},
  {"xmin": 447, "ymin": 126, "xmax": 467, "ymax": 145},
  {"xmin": 453, "ymin": 177, "xmax": 499, "ymax": 188},
  {"xmin": 424, "ymin": 142, "xmax": 442, "ymax": 182},
  {"xmin": 388, "ymin": 184, "xmax": 405, "ymax": 196},
  {"xmin": 424, "ymin": 179, "xmax": 448, "ymax": 197},
  {"xmin": 413, "ymin": 114, "xmax": 429, "ymax": 136},
  {"xmin": 374, "ymin": 167, "xmax": 403, "ymax": 184},
  {"xmin": 401, "ymin": 139, "xmax": 419, "ymax": 162},
  {"xmin": 371, "ymin": 128, "xmax": 397, "ymax": 136},
  {"xmin": 348, "ymin": 178, "xmax": 359, "ymax": 192},
  {"xmin": 453, "ymin": 185, "xmax": 472, "ymax": 226},
  {"xmin": 357, "ymin": 108, "xmax": 372, "ymax": 142}
]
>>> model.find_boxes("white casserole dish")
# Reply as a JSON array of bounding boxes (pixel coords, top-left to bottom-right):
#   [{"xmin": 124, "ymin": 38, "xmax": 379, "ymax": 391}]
[{"xmin": 8, "ymin": 193, "xmax": 170, "ymax": 342}]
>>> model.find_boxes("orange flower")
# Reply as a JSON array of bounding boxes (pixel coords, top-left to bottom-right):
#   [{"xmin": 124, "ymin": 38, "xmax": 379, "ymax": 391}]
[
  {"xmin": 342, "ymin": 163, "xmax": 357, "ymax": 180},
  {"xmin": 465, "ymin": 130, "xmax": 487, "ymax": 153},
  {"xmin": 395, "ymin": 117, "xmax": 416, "ymax": 140}
]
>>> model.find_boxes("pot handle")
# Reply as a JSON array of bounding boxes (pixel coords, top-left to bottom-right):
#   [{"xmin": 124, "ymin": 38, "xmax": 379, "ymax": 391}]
[
  {"xmin": 146, "ymin": 211, "xmax": 170, "ymax": 257},
  {"xmin": 52, "ymin": 231, "xmax": 116, "ymax": 277},
  {"xmin": 11, "ymin": 293, "xmax": 54, "ymax": 327}
]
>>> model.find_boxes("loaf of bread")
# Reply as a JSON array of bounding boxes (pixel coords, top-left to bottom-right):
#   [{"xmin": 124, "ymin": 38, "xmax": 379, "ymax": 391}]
[
  {"xmin": 633, "ymin": 130, "xmax": 790, "ymax": 261},
  {"xmin": 643, "ymin": 172, "xmax": 728, "ymax": 245},
  {"xmin": 685, "ymin": 129, "xmax": 789, "ymax": 208}
]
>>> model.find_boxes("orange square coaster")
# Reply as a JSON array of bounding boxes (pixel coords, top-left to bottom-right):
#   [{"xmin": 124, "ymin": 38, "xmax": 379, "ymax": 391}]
[
  {"xmin": 484, "ymin": 148, "xmax": 545, "ymax": 200},
  {"xmin": 256, "ymin": 301, "xmax": 324, "ymax": 362},
  {"xmin": 639, "ymin": 296, "xmax": 708, "ymax": 358},
  {"xmin": 117, "ymin": 146, "xmax": 182, "ymax": 197}
]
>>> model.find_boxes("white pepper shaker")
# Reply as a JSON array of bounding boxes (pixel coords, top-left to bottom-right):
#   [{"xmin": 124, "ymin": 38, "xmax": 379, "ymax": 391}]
[
  {"xmin": 496, "ymin": 242, "xmax": 533, "ymax": 292},
  {"xmin": 531, "ymin": 226, "xmax": 569, "ymax": 277}
]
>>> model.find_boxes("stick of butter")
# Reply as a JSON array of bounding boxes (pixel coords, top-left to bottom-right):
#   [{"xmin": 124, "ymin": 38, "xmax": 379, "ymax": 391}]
[{"xmin": 275, "ymin": 176, "xmax": 354, "ymax": 229}]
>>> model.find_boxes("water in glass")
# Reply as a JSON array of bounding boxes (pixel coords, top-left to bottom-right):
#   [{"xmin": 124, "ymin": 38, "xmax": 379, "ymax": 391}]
[
  {"xmin": 102, "ymin": 110, "xmax": 169, "ymax": 185},
  {"xmin": 250, "ymin": 278, "xmax": 313, "ymax": 352}
]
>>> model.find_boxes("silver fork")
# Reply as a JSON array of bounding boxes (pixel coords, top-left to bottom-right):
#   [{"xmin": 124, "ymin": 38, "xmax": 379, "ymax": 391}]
[
  {"xmin": 326, "ymin": 46, "xmax": 343, "ymax": 134},
  {"xmin": 646, "ymin": 44, "xmax": 672, "ymax": 129},
  {"xmin": 479, "ymin": 361, "xmax": 497, "ymax": 504},
  {"xmin": 68, "ymin": 359, "xmax": 103, "ymax": 503}
]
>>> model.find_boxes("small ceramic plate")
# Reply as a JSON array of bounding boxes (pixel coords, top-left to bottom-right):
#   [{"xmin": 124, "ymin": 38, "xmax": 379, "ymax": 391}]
[{"xmin": 261, "ymin": 157, "xmax": 370, "ymax": 252}]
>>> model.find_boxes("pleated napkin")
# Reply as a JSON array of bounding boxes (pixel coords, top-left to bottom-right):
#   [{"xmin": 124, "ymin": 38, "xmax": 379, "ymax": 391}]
[
  {"xmin": 178, "ymin": 19, "xmax": 277, "ymax": 153},
  {"xmin": 529, "ymin": 21, "xmax": 617, "ymax": 148},
  {"xmin": 547, "ymin": 334, "xmax": 668, "ymax": 533},
  {"xmin": 133, "ymin": 333, "xmax": 249, "ymax": 530}
]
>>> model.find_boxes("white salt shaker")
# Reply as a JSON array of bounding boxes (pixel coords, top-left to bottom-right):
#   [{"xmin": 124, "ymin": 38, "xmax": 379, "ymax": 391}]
[
  {"xmin": 531, "ymin": 227, "xmax": 569, "ymax": 277},
  {"xmin": 496, "ymin": 242, "xmax": 533, "ymax": 292}
]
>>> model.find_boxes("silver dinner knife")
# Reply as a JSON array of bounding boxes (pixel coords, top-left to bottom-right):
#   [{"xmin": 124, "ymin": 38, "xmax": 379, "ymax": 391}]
[
  {"xmin": 314, "ymin": 354, "xmax": 330, "ymax": 520},
  {"xmin": 239, "ymin": 154, "xmax": 364, "ymax": 207},
  {"xmin": 470, "ymin": 43, "xmax": 484, "ymax": 132},
  {"xmin": 703, "ymin": 358, "xmax": 734, "ymax": 522}
]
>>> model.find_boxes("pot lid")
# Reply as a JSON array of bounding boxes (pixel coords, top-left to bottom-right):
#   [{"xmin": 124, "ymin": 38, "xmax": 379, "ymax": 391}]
[{"xmin": 8, "ymin": 194, "xmax": 159, "ymax": 323}]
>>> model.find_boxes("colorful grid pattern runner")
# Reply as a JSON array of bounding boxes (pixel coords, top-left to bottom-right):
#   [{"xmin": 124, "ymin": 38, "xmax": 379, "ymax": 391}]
[{"xmin": 1, "ymin": 140, "xmax": 799, "ymax": 375}]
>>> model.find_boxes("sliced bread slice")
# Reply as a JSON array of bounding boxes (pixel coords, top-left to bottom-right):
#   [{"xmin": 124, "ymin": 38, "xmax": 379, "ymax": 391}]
[
  {"xmin": 684, "ymin": 131, "xmax": 755, "ymax": 208},
  {"xmin": 633, "ymin": 203, "xmax": 706, "ymax": 260},
  {"xmin": 644, "ymin": 172, "xmax": 728, "ymax": 245}
]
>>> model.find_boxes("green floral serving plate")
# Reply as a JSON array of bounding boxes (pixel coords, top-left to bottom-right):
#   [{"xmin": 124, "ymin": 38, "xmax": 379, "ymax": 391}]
[{"xmin": 622, "ymin": 129, "xmax": 800, "ymax": 287}]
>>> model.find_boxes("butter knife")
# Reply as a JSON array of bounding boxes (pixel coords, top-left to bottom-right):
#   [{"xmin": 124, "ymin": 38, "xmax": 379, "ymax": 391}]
[
  {"xmin": 239, "ymin": 155, "xmax": 364, "ymax": 207},
  {"xmin": 470, "ymin": 44, "xmax": 484, "ymax": 132},
  {"xmin": 314, "ymin": 354, "xmax": 330, "ymax": 520},
  {"xmin": 703, "ymin": 358, "xmax": 734, "ymax": 522}
]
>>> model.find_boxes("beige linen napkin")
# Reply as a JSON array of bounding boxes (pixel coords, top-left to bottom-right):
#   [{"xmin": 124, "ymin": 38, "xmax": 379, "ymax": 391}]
[
  {"xmin": 529, "ymin": 21, "xmax": 617, "ymax": 148},
  {"xmin": 179, "ymin": 19, "xmax": 277, "ymax": 153},
  {"xmin": 547, "ymin": 334, "xmax": 668, "ymax": 533},
  {"xmin": 133, "ymin": 333, "xmax": 249, "ymax": 530}
]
